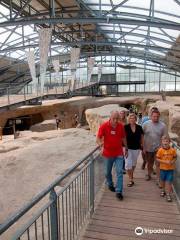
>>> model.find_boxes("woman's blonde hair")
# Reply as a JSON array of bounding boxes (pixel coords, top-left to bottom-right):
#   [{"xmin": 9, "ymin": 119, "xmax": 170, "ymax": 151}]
[{"xmin": 128, "ymin": 113, "xmax": 137, "ymax": 122}]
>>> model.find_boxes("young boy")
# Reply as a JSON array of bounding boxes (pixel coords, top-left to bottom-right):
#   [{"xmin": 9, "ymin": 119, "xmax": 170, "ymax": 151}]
[{"xmin": 156, "ymin": 135, "xmax": 177, "ymax": 202}]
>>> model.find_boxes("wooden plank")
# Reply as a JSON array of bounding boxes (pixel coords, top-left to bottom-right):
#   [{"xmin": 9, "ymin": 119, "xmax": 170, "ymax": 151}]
[
  {"xmin": 89, "ymin": 219, "xmax": 180, "ymax": 236},
  {"xmin": 94, "ymin": 209, "xmax": 180, "ymax": 225},
  {"xmin": 87, "ymin": 225, "xmax": 180, "ymax": 240},
  {"xmin": 83, "ymin": 230, "xmax": 147, "ymax": 240},
  {"xmin": 82, "ymin": 158, "xmax": 180, "ymax": 240},
  {"xmin": 92, "ymin": 214, "xmax": 180, "ymax": 231}
]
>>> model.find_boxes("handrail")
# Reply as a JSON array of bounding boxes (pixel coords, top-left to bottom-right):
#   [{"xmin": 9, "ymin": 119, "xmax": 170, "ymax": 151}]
[
  {"xmin": 171, "ymin": 140, "xmax": 180, "ymax": 151},
  {"xmin": 0, "ymin": 146, "xmax": 100, "ymax": 235}
]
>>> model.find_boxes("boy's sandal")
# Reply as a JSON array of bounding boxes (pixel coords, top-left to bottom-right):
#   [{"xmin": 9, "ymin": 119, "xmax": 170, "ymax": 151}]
[
  {"xmin": 160, "ymin": 191, "xmax": 166, "ymax": 197},
  {"xmin": 166, "ymin": 194, "xmax": 172, "ymax": 202},
  {"xmin": 127, "ymin": 181, "xmax": 134, "ymax": 187}
]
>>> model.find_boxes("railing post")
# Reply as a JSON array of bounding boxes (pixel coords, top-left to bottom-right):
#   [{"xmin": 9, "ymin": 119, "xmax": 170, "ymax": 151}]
[
  {"xmin": 7, "ymin": 87, "xmax": 10, "ymax": 105},
  {"xmin": 90, "ymin": 158, "xmax": 95, "ymax": 216},
  {"xmin": 49, "ymin": 189, "xmax": 59, "ymax": 240},
  {"xmin": 24, "ymin": 86, "xmax": 26, "ymax": 101}
]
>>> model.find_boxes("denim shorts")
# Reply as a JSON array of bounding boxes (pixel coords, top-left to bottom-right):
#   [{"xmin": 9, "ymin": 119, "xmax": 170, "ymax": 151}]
[{"xmin": 160, "ymin": 169, "xmax": 174, "ymax": 183}]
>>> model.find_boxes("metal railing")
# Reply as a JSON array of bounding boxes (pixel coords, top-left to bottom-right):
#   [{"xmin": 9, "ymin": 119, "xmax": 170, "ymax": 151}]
[
  {"xmin": 0, "ymin": 146, "xmax": 104, "ymax": 240},
  {"xmin": 172, "ymin": 141, "xmax": 180, "ymax": 201},
  {"xmin": 0, "ymin": 81, "xmax": 99, "ymax": 109}
]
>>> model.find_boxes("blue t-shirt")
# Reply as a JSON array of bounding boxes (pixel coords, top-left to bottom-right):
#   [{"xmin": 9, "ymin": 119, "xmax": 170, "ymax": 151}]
[{"xmin": 142, "ymin": 116, "xmax": 149, "ymax": 125}]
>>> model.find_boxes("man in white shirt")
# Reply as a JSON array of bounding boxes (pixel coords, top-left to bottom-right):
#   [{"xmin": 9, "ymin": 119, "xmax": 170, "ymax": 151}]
[{"xmin": 143, "ymin": 109, "xmax": 167, "ymax": 181}]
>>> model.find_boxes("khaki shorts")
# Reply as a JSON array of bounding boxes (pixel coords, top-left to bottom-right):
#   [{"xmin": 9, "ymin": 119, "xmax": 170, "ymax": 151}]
[
  {"xmin": 145, "ymin": 151, "xmax": 159, "ymax": 166},
  {"xmin": 125, "ymin": 149, "xmax": 140, "ymax": 170},
  {"xmin": 145, "ymin": 152, "xmax": 156, "ymax": 163}
]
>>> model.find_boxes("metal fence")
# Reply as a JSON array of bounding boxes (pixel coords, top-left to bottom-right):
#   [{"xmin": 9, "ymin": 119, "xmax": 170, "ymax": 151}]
[
  {"xmin": 0, "ymin": 146, "xmax": 104, "ymax": 240},
  {"xmin": 173, "ymin": 141, "xmax": 180, "ymax": 200},
  {"xmin": 0, "ymin": 82, "xmax": 94, "ymax": 108}
]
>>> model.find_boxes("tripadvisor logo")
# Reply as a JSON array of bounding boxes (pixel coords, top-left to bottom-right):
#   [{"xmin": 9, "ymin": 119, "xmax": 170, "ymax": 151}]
[
  {"xmin": 135, "ymin": 227, "xmax": 143, "ymax": 236},
  {"xmin": 135, "ymin": 226, "xmax": 173, "ymax": 235}
]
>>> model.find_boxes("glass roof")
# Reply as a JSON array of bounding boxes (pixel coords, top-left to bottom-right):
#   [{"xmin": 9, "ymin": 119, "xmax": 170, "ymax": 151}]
[{"xmin": 0, "ymin": 0, "xmax": 179, "ymax": 71}]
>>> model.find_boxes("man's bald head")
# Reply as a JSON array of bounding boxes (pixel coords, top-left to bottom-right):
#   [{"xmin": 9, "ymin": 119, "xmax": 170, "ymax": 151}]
[{"xmin": 110, "ymin": 111, "xmax": 119, "ymax": 127}]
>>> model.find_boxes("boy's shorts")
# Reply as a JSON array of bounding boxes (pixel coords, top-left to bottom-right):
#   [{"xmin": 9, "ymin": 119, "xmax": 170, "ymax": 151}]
[{"xmin": 160, "ymin": 169, "xmax": 174, "ymax": 183}]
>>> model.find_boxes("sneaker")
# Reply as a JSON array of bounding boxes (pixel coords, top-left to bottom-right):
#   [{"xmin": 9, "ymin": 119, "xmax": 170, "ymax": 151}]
[
  {"xmin": 145, "ymin": 175, "xmax": 151, "ymax": 181},
  {"xmin": 160, "ymin": 191, "xmax": 166, "ymax": 197},
  {"xmin": 108, "ymin": 185, "xmax": 115, "ymax": 192},
  {"xmin": 127, "ymin": 181, "xmax": 134, "ymax": 187},
  {"xmin": 116, "ymin": 192, "xmax": 123, "ymax": 200},
  {"xmin": 166, "ymin": 194, "xmax": 172, "ymax": 202}
]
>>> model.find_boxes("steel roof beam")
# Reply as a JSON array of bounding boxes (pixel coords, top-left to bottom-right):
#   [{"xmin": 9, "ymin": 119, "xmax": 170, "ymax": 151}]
[
  {"xmin": 19, "ymin": 9, "xmax": 180, "ymax": 23},
  {"xmin": 86, "ymin": 3, "xmax": 180, "ymax": 20},
  {"xmin": 94, "ymin": 24, "xmax": 176, "ymax": 40},
  {"xmin": 0, "ymin": 41, "xmax": 179, "ymax": 55},
  {"xmin": 174, "ymin": 0, "xmax": 180, "ymax": 7},
  {"xmin": 75, "ymin": 0, "xmax": 113, "ymax": 45},
  {"xmin": 0, "ymin": 17, "xmax": 180, "ymax": 30},
  {"xmin": 45, "ymin": 28, "xmax": 174, "ymax": 44},
  {"xmin": 104, "ymin": 0, "xmax": 129, "ymax": 16},
  {"xmin": 0, "ymin": 41, "xmax": 178, "ymax": 54},
  {"xmin": 13, "ymin": 0, "xmax": 32, "ymax": 19},
  {"xmin": 78, "ymin": 60, "xmax": 180, "ymax": 77},
  {"xmin": 159, "ymin": 28, "xmax": 176, "ymax": 42}
]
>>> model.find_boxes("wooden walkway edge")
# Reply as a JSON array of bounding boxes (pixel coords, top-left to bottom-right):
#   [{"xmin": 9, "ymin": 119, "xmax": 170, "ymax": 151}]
[{"xmin": 82, "ymin": 158, "xmax": 180, "ymax": 240}]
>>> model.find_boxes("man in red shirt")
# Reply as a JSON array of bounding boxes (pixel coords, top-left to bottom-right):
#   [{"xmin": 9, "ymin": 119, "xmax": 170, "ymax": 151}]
[{"xmin": 96, "ymin": 111, "xmax": 128, "ymax": 200}]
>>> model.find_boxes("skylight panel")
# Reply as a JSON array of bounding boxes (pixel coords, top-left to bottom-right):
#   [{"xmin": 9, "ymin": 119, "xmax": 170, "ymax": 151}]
[
  {"xmin": 6, "ymin": 32, "xmax": 22, "ymax": 43},
  {"xmin": 51, "ymin": 50, "xmax": 58, "ymax": 56},
  {"xmin": 0, "ymin": 31, "xmax": 12, "ymax": 43},
  {"xmin": 117, "ymin": 6, "xmax": 149, "ymax": 16},
  {"xmin": 149, "ymin": 32, "xmax": 173, "ymax": 42},
  {"xmin": 84, "ymin": 0, "xmax": 99, "ymax": 3},
  {"xmin": 151, "ymin": 41, "xmax": 171, "ymax": 49},
  {"xmin": 124, "ymin": 35, "xmax": 144, "ymax": 42},
  {"xmin": 120, "ymin": 24, "xmax": 136, "ymax": 29},
  {"xmin": 148, "ymin": 49, "xmax": 165, "ymax": 56},
  {"xmin": 155, "ymin": 13, "xmax": 180, "ymax": 23},
  {"xmin": 10, "ymin": 52, "xmax": 22, "ymax": 58},
  {"xmin": 6, "ymin": 38, "xmax": 23, "ymax": 46},
  {"xmin": 23, "ymin": 25, "xmax": 36, "ymax": 36},
  {"xmin": 0, "ymin": 5, "xmax": 9, "ymax": 16},
  {"xmin": 84, "ymin": 0, "xmax": 111, "ymax": 11},
  {"xmin": 154, "ymin": 0, "xmax": 180, "ymax": 16},
  {"xmin": 161, "ymin": 29, "xmax": 179, "ymax": 39},
  {"xmin": 15, "ymin": 27, "xmax": 26, "ymax": 35}
]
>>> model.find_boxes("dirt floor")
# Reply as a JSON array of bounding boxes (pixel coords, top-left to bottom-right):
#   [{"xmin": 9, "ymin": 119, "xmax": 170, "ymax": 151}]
[{"xmin": 0, "ymin": 128, "xmax": 96, "ymax": 222}]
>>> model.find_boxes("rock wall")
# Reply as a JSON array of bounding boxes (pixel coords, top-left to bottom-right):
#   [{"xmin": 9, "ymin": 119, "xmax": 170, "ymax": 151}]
[
  {"xmin": 84, "ymin": 97, "xmax": 180, "ymax": 145},
  {"xmin": 0, "ymin": 96, "xmax": 159, "ymax": 133},
  {"xmin": 147, "ymin": 100, "xmax": 180, "ymax": 144},
  {"xmin": 30, "ymin": 120, "xmax": 57, "ymax": 132},
  {"xmin": 86, "ymin": 104, "xmax": 128, "ymax": 134},
  {"xmin": 1, "ymin": 96, "xmax": 179, "ymax": 143}
]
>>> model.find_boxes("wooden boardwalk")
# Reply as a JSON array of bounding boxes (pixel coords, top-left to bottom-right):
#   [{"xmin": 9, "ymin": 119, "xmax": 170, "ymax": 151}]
[{"xmin": 82, "ymin": 160, "xmax": 180, "ymax": 240}]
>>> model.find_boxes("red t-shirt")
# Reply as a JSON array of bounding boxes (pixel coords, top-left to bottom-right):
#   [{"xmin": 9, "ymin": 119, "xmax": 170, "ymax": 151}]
[{"xmin": 97, "ymin": 120, "xmax": 125, "ymax": 158}]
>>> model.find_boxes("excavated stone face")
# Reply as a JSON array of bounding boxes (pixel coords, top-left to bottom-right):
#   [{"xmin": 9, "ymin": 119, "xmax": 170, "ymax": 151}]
[
  {"xmin": 85, "ymin": 104, "xmax": 128, "ymax": 134},
  {"xmin": 0, "ymin": 96, "xmax": 158, "ymax": 131},
  {"xmin": 170, "ymin": 112, "xmax": 180, "ymax": 144},
  {"xmin": 0, "ymin": 96, "xmax": 179, "ymax": 144},
  {"xmin": 146, "ymin": 100, "xmax": 180, "ymax": 144},
  {"xmin": 83, "ymin": 97, "xmax": 180, "ymax": 145},
  {"xmin": 30, "ymin": 119, "xmax": 57, "ymax": 132}
]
